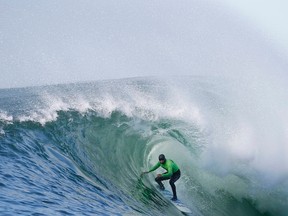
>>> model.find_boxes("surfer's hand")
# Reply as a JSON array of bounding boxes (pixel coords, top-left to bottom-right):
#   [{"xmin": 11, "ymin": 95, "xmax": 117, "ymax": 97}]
[
  {"xmin": 141, "ymin": 171, "xmax": 148, "ymax": 177},
  {"xmin": 157, "ymin": 174, "xmax": 162, "ymax": 177}
]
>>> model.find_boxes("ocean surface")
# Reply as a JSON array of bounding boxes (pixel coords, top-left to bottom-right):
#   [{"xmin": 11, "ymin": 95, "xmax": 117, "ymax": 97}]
[{"xmin": 0, "ymin": 77, "xmax": 287, "ymax": 216}]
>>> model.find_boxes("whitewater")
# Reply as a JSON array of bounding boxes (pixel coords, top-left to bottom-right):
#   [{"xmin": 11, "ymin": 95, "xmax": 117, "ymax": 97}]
[{"xmin": 0, "ymin": 76, "xmax": 287, "ymax": 216}]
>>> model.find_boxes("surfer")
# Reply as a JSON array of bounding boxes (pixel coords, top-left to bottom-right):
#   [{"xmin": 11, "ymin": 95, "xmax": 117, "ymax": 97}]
[{"xmin": 141, "ymin": 154, "xmax": 181, "ymax": 201}]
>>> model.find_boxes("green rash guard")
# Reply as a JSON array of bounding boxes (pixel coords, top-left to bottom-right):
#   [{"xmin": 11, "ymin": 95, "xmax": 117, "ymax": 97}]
[{"xmin": 148, "ymin": 159, "xmax": 179, "ymax": 178}]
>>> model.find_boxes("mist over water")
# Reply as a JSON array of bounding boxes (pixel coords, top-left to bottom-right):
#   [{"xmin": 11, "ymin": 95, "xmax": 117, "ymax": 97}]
[{"xmin": 1, "ymin": 0, "xmax": 287, "ymax": 88}]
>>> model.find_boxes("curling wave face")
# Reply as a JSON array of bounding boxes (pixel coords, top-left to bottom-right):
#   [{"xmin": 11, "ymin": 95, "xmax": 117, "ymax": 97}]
[{"xmin": 0, "ymin": 77, "xmax": 287, "ymax": 216}]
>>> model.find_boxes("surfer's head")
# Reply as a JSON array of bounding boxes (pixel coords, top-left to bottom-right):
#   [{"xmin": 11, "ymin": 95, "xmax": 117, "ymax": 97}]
[{"xmin": 158, "ymin": 154, "xmax": 166, "ymax": 163}]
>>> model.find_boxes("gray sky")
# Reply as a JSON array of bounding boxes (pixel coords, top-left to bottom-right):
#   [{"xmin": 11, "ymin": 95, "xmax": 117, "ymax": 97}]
[
  {"xmin": 1, "ymin": 0, "xmax": 287, "ymax": 89},
  {"xmin": 218, "ymin": 0, "xmax": 288, "ymax": 53}
]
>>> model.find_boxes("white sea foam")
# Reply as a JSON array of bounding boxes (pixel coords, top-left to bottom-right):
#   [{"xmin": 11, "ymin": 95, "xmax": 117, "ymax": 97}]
[{"xmin": 0, "ymin": 110, "xmax": 13, "ymax": 122}]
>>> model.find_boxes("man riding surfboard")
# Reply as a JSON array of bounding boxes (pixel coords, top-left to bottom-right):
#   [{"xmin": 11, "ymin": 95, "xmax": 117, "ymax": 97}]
[{"xmin": 141, "ymin": 154, "xmax": 181, "ymax": 201}]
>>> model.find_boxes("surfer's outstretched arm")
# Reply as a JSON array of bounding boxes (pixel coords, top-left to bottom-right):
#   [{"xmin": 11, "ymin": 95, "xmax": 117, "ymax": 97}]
[{"xmin": 141, "ymin": 161, "xmax": 161, "ymax": 177}]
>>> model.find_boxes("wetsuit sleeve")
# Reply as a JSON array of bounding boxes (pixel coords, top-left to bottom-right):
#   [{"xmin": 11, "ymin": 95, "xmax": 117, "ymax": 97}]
[{"xmin": 148, "ymin": 162, "xmax": 160, "ymax": 172}]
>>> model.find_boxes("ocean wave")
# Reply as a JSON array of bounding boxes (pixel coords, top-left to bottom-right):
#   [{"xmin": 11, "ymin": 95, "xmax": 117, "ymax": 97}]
[{"xmin": 1, "ymin": 77, "xmax": 287, "ymax": 215}]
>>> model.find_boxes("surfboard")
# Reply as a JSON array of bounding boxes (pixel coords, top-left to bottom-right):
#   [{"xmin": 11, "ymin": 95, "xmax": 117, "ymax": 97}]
[{"xmin": 159, "ymin": 188, "xmax": 192, "ymax": 214}]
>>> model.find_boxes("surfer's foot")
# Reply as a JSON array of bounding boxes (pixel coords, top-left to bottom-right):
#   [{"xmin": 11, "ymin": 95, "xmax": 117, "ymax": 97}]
[
  {"xmin": 171, "ymin": 196, "xmax": 177, "ymax": 201},
  {"xmin": 159, "ymin": 185, "xmax": 165, "ymax": 191}
]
